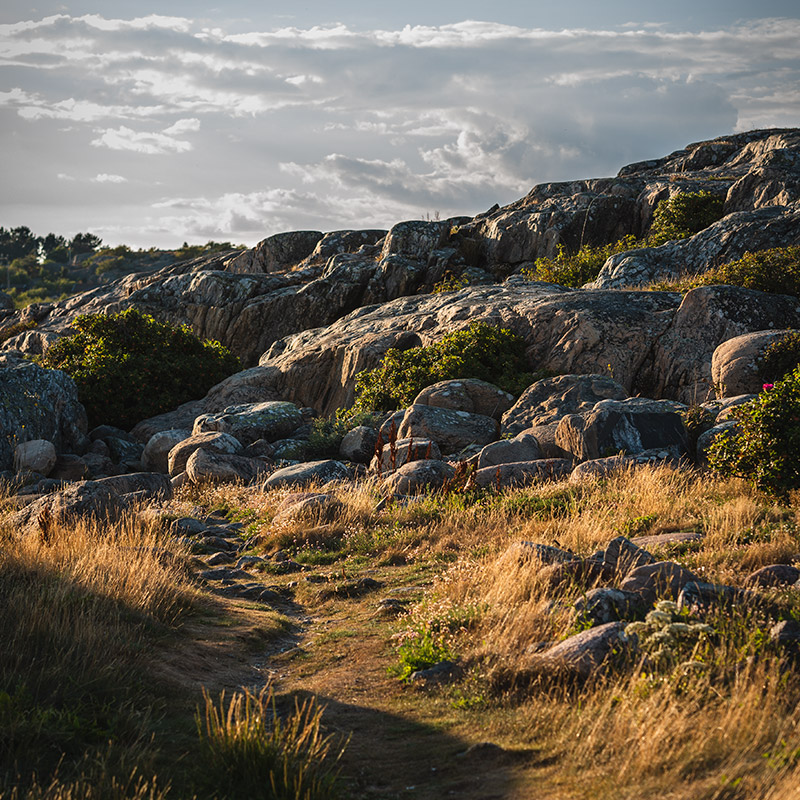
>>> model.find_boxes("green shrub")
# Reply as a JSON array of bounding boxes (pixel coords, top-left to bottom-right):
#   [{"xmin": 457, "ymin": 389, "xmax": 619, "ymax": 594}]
[
  {"xmin": 352, "ymin": 322, "xmax": 542, "ymax": 412},
  {"xmin": 522, "ymin": 235, "xmax": 639, "ymax": 287},
  {"xmin": 38, "ymin": 308, "xmax": 240, "ymax": 430},
  {"xmin": 647, "ymin": 190, "xmax": 725, "ymax": 245},
  {"xmin": 702, "ymin": 246, "xmax": 800, "ymax": 297},
  {"xmin": 708, "ymin": 367, "xmax": 800, "ymax": 496},
  {"xmin": 758, "ymin": 330, "xmax": 800, "ymax": 384}
]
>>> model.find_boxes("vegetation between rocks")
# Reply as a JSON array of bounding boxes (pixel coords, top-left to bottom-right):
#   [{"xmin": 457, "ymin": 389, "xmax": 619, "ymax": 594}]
[{"xmin": 37, "ymin": 308, "xmax": 240, "ymax": 430}]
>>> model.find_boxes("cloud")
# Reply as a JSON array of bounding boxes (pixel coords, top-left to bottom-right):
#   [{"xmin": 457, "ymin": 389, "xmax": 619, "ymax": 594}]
[
  {"xmin": 91, "ymin": 120, "xmax": 198, "ymax": 154},
  {"xmin": 93, "ymin": 173, "xmax": 128, "ymax": 183},
  {"xmin": 1, "ymin": 14, "xmax": 799, "ymax": 247}
]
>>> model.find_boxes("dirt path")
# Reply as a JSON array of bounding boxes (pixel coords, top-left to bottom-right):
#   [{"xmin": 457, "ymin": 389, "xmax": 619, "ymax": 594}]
[{"xmin": 162, "ymin": 563, "xmax": 568, "ymax": 800}]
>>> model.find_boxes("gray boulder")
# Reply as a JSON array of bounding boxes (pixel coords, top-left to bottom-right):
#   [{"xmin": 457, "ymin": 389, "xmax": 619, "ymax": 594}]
[
  {"xmin": 380, "ymin": 220, "xmax": 450, "ymax": 261},
  {"xmin": 574, "ymin": 588, "xmax": 648, "ymax": 626},
  {"xmin": 413, "ymin": 379, "xmax": 515, "ymax": 421},
  {"xmin": 569, "ymin": 446, "xmax": 683, "ymax": 481},
  {"xmin": 185, "ymin": 449, "xmax": 268, "ymax": 485},
  {"xmin": 262, "ymin": 459, "xmax": 352, "ymax": 490},
  {"xmin": 142, "ymin": 429, "xmax": 191, "ymax": 474},
  {"xmin": 94, "ymin": 472, "xmax": 172, "ymax": 500},
  {"xmin": 397, "ymin": 404, "xmax": 499, "ymax": 455},
  {"xmin": 556, "ymin": 398, "xmax": 688, "ymax": 463},
  {"xmin": 502, "ymin": 374, "xmax": 628, "ymax": 436},
  {"xmin": 619, "ymin": 560, "xmax": 701, "ymax": 603},
  {"xmin": 602, "ymin": 536, "xmax": 656, "ymax": 576},
  {"xmin": 475, "ymin": 432, "xmax": 541, "ymax": 470},
  {"xmin": 530, "ymin": 621, "xmax": 628, "ymax": 680},
  {"xmin": 372, "ymin": 437, "xmax": 441, "ymax": 474},
  {"xmin": 384, "ymin": 459, "xmax": 455, "ymax": 496},
  {"xmin": 0, "ymin": 361, "xmax": 88, "ymax": 470},
  {"xmin": 167, "ymin": 431, "xmax": 243, "ymax": 477},
  {"xmin": 193, "ymin": 401, "xmax": 302, "ymax": 445},
  {"xmin": 744, "ymin": 564, "xmax": 800, "ymax": 589},
  {"xmin": 473, "ymin": 459, "xmax": 572, "ymax": 489},
  {"xmin": 14, "ymin": 439, "xmax": 57, "ymax": 476},
  {"xmin": 695, "ymin": 421, "xmax": 739, "ymax": 469},
  {"xmin": 226, "ymin": 230, "xmax": 324, "ymax": 274},
  {"xmin": 339, "ymin": 425, "xmax": 378, "ymax": 464}
]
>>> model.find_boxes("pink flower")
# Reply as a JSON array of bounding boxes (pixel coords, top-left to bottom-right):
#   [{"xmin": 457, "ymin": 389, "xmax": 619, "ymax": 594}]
[{"xmin": 762, "ymin": 383, "xmax": 775, "ymax": 391}]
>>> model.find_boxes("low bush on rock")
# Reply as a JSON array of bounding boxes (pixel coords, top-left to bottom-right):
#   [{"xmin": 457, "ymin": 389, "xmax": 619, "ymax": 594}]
[
  {"xmin": 39, "ymin": 308, "xmax": 240, "ymax": 430},
  {"xmin": 653, "ymin": 246, "xmax": 800, "ymax": 297},
  {"xmin": 708, "ymin": 367, "xmax": 800, "ymax": 496},
  {"xmin": 524, "ymin": 191, "xmax": 725, "ymax": 287},
  {"xmin": 353, "ymin": 322, "xmax": 542, "ymax": 412},
  {"xmin": 758, "ymin": 329, "xmax": 800, "ymax": 384}
]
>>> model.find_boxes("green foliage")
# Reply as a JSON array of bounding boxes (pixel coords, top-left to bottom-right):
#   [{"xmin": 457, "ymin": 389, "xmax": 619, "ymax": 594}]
[
  {"xmin": 703, "ymin": 246, "xmax": 800, "ymax": 297},
  {"xmin": 522, "ymin": 191, "xmax": 725, "ymax": 288},
  {"xmin": 38, "ymin": 308, "xmax": 240, "ymax": 430},
  {"xmin": 522, "ymin": 235, "xmax": 639, "ymax": 287},
  {"xmin": 197, "ymin": 686, "xmax": 343, "ymax": 800},
  {"xmin": 353, "ymin": 322, "xmax": 540, "ymax": 412},
  {"xmin": 647, "ymin": 190, "xmax": 725, "ymax": 245},
  {"xmin": 0, "ymin": 318, "xmax": 36, "ymax": 345},
  {"xmin": 306, "ymin": 409, "xmax": 383, "ymax": 458},
  {"xmin": 173, "ymin": 240, "xmax": 242, "ymax": 261},
  {"xmin": 432, "ymin": 272, "xmax": 470, "ymax": 293},
  {"xmin": 708, "ymin": 367, "xmax": 800, "ymax": 496},
  {"xmin": 758, "ymin": 330, "xmax": 800, "ymax": 384}
]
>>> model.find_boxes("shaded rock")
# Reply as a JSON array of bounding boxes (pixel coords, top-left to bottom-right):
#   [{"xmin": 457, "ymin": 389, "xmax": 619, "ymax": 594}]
[
  {"xmin": 339, "ymin": 425, "xmax": 378, "ymax": 464},
  {"xmin": 186, "ymin": 449, "xmax": 268, "ymax": 485},
  {"xmin": 49, "ymin": 454, "xmax": 88, "ymax": 482},
  {"xmin": 270, "ymin": 439, "xmax": 308, "ymax": 461},
  {"xmin": 397, "ymin": 404, "xmax": 498, "ymax": 455},
  {"xmin": 384, "ymin": 459, "xmax": 455, "ymax": 496},
  {"xmin": 769, "ymin": 620, "xmax": 800, "ymax": 647},
  {"xmin": 536, "ymin": 558, "xmax": 613, "ymax": 593},
  {"xmin": 226, "ymin": 230, "xmax": 323, "ymax": 274},
  {"xmin": 695, "ymin": 421, "xmax": 739, "ymax": 470},
  {"xmin": 473, "ymin": 459, "xmax": 572, "ymax": 489},
  {"xmin": 409, "ymin": 660, "xmax": 459, "ymax": 684},
  {"xmin": 380, "ymin": 220, "xmax": 450, "ymax": 261},
  {"xmin": 244, "ymin": 438, "xmax": 275, "ymax": 459},
  {"xmin": 712, "ymin": 395, "xmax": 757, "ymax": 422},
  {"xmin": 603, "ymin": 536, "xmax": 656, "ymax": 576},
  {"xmin": 167, "ymin": 431, "xmax": 243, "ymax": 478},
  {"xmin": 619, "ymin": 560, "xmax": 700, "ymax": 603},
  {"xmin": 7, "ymin": 480, "xmax": 126, "ymax": 535},
  {"xmin": 502, "ymin": 374, "xmax": 628, "ymax": 436},
  {"xmin": 556, "ymin": 398, "xmax": 688, "ymax": 463},
  {"xmin": 14, "ymin": 439, "xmax": 56, "ymax": 476},
  {"xmin": 531, "ymin": 621, "xmax": 627, "ymax": 680},
  {"xmin": 142, "ymin": 429, "xmax": 190, "ymax": 473},
  {"xmin": 94, "ymin": 472, "xmax": 172, "ymax": 499},
  {"xmin": 475, "ymin": 433, "xmax": 541, "ymax": 470},
  {"xmin": 413, "ymin": 378, "xmax": 515, "ymax": 421},
  {"xmin": 371, "ymin": 437, "xmax": 441, "ymax": 474},
  {"xmin": 300, "ymin": 229, "xmax": 386, "ymax": 266},
  {"xmin": 193, "ymin": 401, "xmax": 302, "ymax": 446},
  {"xmin": 677, "ymin": 581, "xmax": 748, "ymax": 614},
  {"xmin": 524, "ymin": 423, "xmax": 570, "ymax": 460},
  {"xmin": 574, "ymin": 588, "xmax": 649, "ymax": 626},
  {"xmin": 105, "ymin": 437, "xmax": 143, "ymax": 467},
  {"xmin": 0, "ymin": 361, "xmax": 88, "ymax": 471},
  {"xmin": 745, "ymin": 564, "xmax": 800, "ymax": 589},
  {"xmin": 262, "ymin": 459, "xmax": 352, "ymax": 490}
]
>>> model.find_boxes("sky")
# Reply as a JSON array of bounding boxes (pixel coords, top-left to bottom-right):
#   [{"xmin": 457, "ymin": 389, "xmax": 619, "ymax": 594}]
[{"xmin": 1, "ymin": 1, "xmax": 799, "ymax": 249}]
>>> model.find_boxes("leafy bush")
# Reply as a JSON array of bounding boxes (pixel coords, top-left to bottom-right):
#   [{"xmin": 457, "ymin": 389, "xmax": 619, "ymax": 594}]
[
  {"xmin": 522, "ymin": 235, "xmax": 639, "ymax": 287},
  {"xmin": 758, "ymin": 330, "xmax": 800, "ymax": 384},
  {"xmin": 352, "ymin": 322, "xmax": 541, "ymax": 412},
  {"xmin": 708, "ymin": 367, "xmax": 800, "ymax": 496},
  {"xmin": 646, "ymin": 190, "xmax": 725, "ymax": 245},
  {"xmin": 702, "ymin": 246, "xmax": 800, "ymax": 297},
  {"xmin": 39, "ymin": 308, "xmax": 240, "ymax": 430}
]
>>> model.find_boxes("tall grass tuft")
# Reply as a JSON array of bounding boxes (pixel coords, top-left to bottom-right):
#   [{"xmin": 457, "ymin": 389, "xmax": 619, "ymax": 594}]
[{"xmin": 197, "ymin": 686, "xmax": 344, "ymax": 800}]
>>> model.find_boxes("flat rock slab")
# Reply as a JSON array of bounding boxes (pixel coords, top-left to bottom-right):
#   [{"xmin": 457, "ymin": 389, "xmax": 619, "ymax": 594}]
[{"xmin": 193, "ymin": 401, "xmax": 303, "ymax": 446}]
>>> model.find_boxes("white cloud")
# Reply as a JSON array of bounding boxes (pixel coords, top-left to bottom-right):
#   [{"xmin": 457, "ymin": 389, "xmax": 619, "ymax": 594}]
[
  {"xmin": 91, "ymin": 121, "xmax": 198, "ymax": 154},
  {"xmin": 93, "ymin": 173, "xmax": 127, "ymax": 183}
]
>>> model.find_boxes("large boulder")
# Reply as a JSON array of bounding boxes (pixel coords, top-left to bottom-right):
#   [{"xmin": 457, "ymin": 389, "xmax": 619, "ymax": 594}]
[
  {"xmin": 475, "ymin": 432, "xmax": 542, "ymax": 470},
  {"xmin": 413, "ymin": 379, "xmax": 515, "ymax": 421},
  {"xmin": 530, "ymin": 621, "xmax": 628, "ymax": 681},
  {"xmin": 372, "ymin": 437, "xmax": 441, "ymax": 474},
  {"xmin": 193, "ymin": 401, "xmax": 302, "ymax": 445},
  {"xmin": 141, "ymin": 429, "xmax": 191, "ymax": 473},
  {"xmin": 472, "ymin": 459, "xmax": 572, "ymax": 489},
  {"xmin": 383, "ymin": 459, "xmax": 455, "ymax": 496},
  {"xmin": 225, "ymin": 230, "xmax": 324, "ymax": 274},
  {"xmin": 0, "ymin": 361, "xmax": 88, "ymax": 471},
  {"xmin": 262, "ymin": 459, "xmax": 352, "ymax": 490},
  {"xmin": 556, "ymin": 398, "xmax": 688, "ymax": 463},
  {"xmin": 185, "ymin": 449, "xmax": 268, "ymax": 485},
  {"xmin": 711, "ymin": 330, "xmax": 794, "ymax": 398},
  {"xmin": 167, "ymin": 431, "xmax": 243, "ymax": 477},
  {"xmin": 501, "ymin": 374, "xmax": 628, "ymax": 436},
  {"xmin": 14, "ymin": 439, "xmax": 57, "ymax": 476},
  {"xmin": 397, "ymin": 404, "xmax": 498, "ymax": 456}
]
